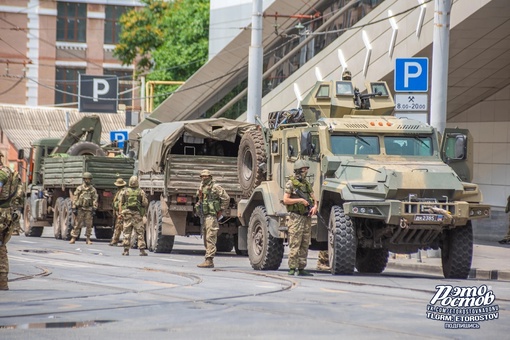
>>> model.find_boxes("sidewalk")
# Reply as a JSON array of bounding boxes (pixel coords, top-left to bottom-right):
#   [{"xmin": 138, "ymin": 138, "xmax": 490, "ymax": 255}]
[{"xmin": 386, "ymin": 242, "xmax": 510, "ymax": 281}]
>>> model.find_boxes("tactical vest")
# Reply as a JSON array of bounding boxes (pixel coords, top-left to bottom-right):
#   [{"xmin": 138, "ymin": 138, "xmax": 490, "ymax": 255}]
[
  {"xmin": 113, "ymin": 189, "xmax": 124, "ymax": 211},
  {"xmin": 77, "ymin": 186, "xmax": 94, "ymax": 208},
  {"xmin": 286, "ymin": 175, "xmax": 314, "ymax": 215},
  {"xmin": 201, "ymin": 182, "xmax": 221, "ymax": 215},
  {"xmin": 0, "ymin": 166, "xmax": 21, "ymax": 206},
  {"xmin": 125, "ymin": 188, "xmax": 141, "ymax": 211}
]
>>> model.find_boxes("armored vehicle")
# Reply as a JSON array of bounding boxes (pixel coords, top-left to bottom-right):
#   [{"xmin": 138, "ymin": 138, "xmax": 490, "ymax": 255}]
[
  {"xmin": 237, "ymin": 78, "xmax": 490, "ymax": 279},
  {"xmin": 23, "ymin": 115, "xmax": 134, "ymax": 240}
]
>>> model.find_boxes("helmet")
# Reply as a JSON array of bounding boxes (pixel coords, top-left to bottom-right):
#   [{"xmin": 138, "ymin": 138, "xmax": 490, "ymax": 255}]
[
  {"xmin": 114, "ymin": 178, "xmax": 126, "ymax": 187},
  {"xmin": 342, "ymin": 70, "xmax": 352, "ymax": 80},
  {"xmin": 83, "ymin": 172, "xmax": 93, "ymax": 179},
  {"xmin": 128, "ymin": 175, "xmax": 139, "ymax": 188},
  {"xmin": 200, "ymin": 169, "xmax": 211, "ymax": 177},
  {"xmin": 294, "ymin": 159, "xmax": 310, "ymax": 171}
]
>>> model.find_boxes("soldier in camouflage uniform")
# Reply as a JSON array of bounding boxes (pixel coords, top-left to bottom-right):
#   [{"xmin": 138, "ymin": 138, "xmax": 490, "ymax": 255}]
[
  {"xmin": 69, "ymin": 172, "xmax": 98, "ymax": 245},
  {"xmin": 119, "ymin": 176, "xmax": 148, "ymax": 256},
  {"xmin": 110, "ymin": 178, "xmax": 127, "ymax": 246},
  {"xmin": 316, "ymin": 250, "xmax": 330, "ymax": 271},
  {"xmin": 195, "ymin": 169, "xmax": 229, "ymax": 268},
  {"xmin": 0, "ymin": 151, "xmax": 24, "ymax": 290},
  {"xmin": 283, "ymin": 160, "xmax": 318, "ymax": 276}
]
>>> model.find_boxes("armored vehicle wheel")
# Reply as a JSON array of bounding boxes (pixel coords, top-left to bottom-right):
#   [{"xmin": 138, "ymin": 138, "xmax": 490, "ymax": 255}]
[
  {"xmin": 237, "ymin": 129, "xmax": 266, "ymax": 198},
  {"xmin": 441, "ymin": 221, "xmax": 473, "ymax": 279},
  {"xmin": 328, "ymin": 205, "xmax": 357, "ymax": 275},
  {"xmin": 67, "ymin": 141, "xmax": 107, "ymax": 157},
  {"xmin": 23, "ymin": 198, "xmax": 43, "ymax": 237},
  {"xmin": 94, "ymin": 227, "xmax": 113, "ymax": 240},
  {"xmin": 146, "ymin": 201, "xmax": 175, "ymax": 253},
  {"xmin": 60, "ymin": 198, "xmax": 75, "ymax": 240},
  {"xmin": 52, "ymin": 197, "xmax": 64, "ymax": 239},
  {"xmin": 247, "ymin": 206, "xmax": 284, "ymax": 270},
  {"xmin": 216, "ymin": 233, "xmax": 234, "ymax": 252},
  {"xmin": 355, "ymin": 247, "xmax": 389, "ymax": 274}
]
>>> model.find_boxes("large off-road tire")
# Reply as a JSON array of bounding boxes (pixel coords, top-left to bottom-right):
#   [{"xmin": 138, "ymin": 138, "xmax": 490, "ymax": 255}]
[
  {"xmin": 146, "ymin": 201, "xmax": 175, "ymax": 253},
  {"xmin": 52, "ymin": 197, "xmax": 64, "ymax": 239},
  {"xmin": 23, "ymin": 198, "xmax": 43, "ymax": 237},
  {"xmin": 328, "ymin": 205, "xmax": 357, "ymax": 275},
  {"xmin": 216, "ymin": 233, "xmax": 234, "ymax": 252},
  {"xmin": 67, "ymin": 141, "xmax": 106, "ymax": 157},
  {"xmin": 441, "ymin": 221, "xmax": 473, "ymax": 279},
  {"xmin": 355, "ymin": 247, "xmax": 389, "ymax": 274},
  {"xmin": 237, "ymin": 129, "xmax": 266, "ymax": 198},
  {"xmin": 247, "ymin": 206, "xmax": 284, "ymax": 270},
  {"xmin": 60, "ymin": 198, "xmax": 75, "ymax": 240}
]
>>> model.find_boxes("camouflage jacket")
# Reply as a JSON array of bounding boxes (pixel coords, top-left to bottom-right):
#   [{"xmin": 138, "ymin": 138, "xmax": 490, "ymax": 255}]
[{"xmin": 73, "ymin": 184, "xmax": 98, "ymax": 210}]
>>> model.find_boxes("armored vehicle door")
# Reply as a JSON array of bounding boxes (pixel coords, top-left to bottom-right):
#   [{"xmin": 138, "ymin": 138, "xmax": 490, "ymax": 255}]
[{"xmin": 440, "ymin": 128, "xmax": 472, "ymax": 182}]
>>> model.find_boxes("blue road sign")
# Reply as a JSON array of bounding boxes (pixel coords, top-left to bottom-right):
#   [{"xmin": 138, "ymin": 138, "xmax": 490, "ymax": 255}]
[
  {"xmin": 110, "ymin": 130, "xmax": 128, "ymax": 148},
  {"xmin": 395, "ymin": 58, "xmax": 428, "ymax": 92}
]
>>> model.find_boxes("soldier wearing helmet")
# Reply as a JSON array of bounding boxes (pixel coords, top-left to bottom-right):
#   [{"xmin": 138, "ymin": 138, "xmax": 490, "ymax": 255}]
[
  {"xmin": 195, "ymin": 169, "xmax": 230, "ymax": 268},
  {"xmin": 118, "ymin": 175, "xmax": 148, "ymax": 256},
  {"xmin": 109, "ymin": 177, "xmax": 127, "ymax": 246},
  {"xmin": 283, "ymin": 159, "xmax": 318, "ymax": 276},
  {"xmin": 69, "ymin": 172, "xmax": 98, "ymax": 245}
]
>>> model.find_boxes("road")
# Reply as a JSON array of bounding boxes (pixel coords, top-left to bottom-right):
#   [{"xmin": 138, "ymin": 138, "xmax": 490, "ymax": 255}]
[{"xmin": 1, "ymin": 229, "xmax": 509, "ymax": 339}]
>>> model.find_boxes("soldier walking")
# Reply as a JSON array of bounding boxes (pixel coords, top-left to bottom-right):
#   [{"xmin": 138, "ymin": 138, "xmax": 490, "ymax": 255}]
[
  {"xmin": 195, "ymin": 169, "xmax": 229, "ymax": 268},
  {"xmin": 283, "ymin": 160, "xmax": 318, "ymax": 276},
  {"xmin": 69, "ymin": 172, "xmax": 98, "ymax": 245},
  {"xmin": 119, "ymin": 176, "xmax": 148, "ymax": 256},
  {"xmin": 0, "ymin": 152, "xmax": 23, "ymax": 290},
  {"xmin": 110, "ymin": 178, "xmax": 127, "ymax": 246}
]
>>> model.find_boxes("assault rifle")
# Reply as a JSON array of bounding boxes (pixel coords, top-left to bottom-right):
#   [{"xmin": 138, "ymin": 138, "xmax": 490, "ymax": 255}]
[{"xmin": 294, "ymin": 188, "xmax": 327, "ymax": 226}]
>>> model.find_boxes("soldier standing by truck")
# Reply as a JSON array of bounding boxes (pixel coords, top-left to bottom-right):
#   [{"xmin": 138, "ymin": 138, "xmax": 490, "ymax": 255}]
[
  {"xmin": 195, "ymin": 169, "xmax": 230, "ymax": 268},
  {"xmin": 0, "ymin": 152, "xmax": 23, "ymax": 290},
  {"xmin": 283, "ymin": 160, "xmax": 317, "ymax": 276},
  {"xmin": 69, "ymin": 172, "xmax": 98, "ymax": 245},
  {"xmin": 110, "ymin": 178, "xmax": 127, "ymax": 246},
  {"xmin": 119, "ymin": 176, "xmax": 148, "ymax": 256}
]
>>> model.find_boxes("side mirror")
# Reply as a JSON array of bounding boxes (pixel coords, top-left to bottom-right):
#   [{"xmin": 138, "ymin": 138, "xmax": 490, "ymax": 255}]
[{"xmin": 454, "ymin": 135, "xmax": 467, "ymax": 160}]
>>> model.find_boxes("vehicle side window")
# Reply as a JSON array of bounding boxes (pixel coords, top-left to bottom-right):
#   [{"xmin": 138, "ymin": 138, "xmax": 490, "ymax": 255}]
[{"xmin": 287, "ymin": 137, "xmax": 299, "ymax": 158}]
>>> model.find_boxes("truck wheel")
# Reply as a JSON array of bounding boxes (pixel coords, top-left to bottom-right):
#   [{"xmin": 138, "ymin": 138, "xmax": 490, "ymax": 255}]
[
  {"xmin": 248, "ymin": 206, "xmax": 284, "ymax": 270},
  {"xmin": 60, "ymin": 198, "xmax": 75, "ymax": 241},
  {"xmin": 23, "ymin": 198, "xmax": 43, "ymax": 237},
  {"xmin": 52, "ymin": 197, "xmax": 64, "ymax": 239},
  {"xmin": 238, "ymin": 129, "xmax": 266, "ymax": 198},
  {"xmin": 355, "ymin": 247, "xmax": 389, "ymax": 274},
  {"xmin": 328, "ymin": 205, "xmax": 357, "ymax": 275},
  {"xmin": 441, "ymin": 221, "xmax": 473, "ymax": 279},
  {"xmin": 67, "ymin": 141, "xmax": 106, "ymax": 157},
  {"xmin": 146, "ymin": 201, "xmax": 175, "ymax": 253},
  {"xmin": 216, "ymin": 233, "xmax": 234, "ymax": 252}
]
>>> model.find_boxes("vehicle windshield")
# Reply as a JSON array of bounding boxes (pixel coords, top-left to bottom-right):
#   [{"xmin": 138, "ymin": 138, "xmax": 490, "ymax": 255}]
[
  {"xmin": 331, "ymin": 135, "xmax": 380, "ymax": 155},
  {"xmin": 384, "ymin": 136, "xmax": 433, "ymax": 156}
]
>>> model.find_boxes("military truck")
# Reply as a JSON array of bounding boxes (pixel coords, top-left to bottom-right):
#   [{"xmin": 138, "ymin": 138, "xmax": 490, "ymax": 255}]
[
  {"xmin": 237, "ymin": 78, "xmax": 490, "ymax": 279},
  {"xmin": 22, "ymin": 115, "xmax": 134, "ymax": 240},
  {"xmin": 135, "ymin": 118, "xmax": 257, "ymax": 254}
]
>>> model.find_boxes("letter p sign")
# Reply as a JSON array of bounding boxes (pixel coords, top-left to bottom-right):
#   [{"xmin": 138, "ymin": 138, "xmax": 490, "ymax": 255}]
[
  {"xmin": 395, "ymin": 58, "xmax": 428, "ymax": 92},
  {"xmin": 93, "ymin": 79, "xmax": 110, "ymax": 102},
  {"xmin": 110, "ymin": 130, "xmax": 128, "ymax": 148}
]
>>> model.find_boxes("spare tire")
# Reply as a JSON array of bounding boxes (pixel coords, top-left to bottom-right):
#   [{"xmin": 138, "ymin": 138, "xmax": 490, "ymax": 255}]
[
  {"xmin": 237, "ymin": 129, "xmax": 266, "ymax": 198},
  {"xmin": 67, "ymin": 141, "xmax": 106, "ymax": 156}
]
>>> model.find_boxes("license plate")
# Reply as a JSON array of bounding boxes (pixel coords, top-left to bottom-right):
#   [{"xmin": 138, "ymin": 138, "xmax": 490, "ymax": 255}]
[{"xmin": 414, "ymin": 214, "xmax": 443, "ymax": 222}]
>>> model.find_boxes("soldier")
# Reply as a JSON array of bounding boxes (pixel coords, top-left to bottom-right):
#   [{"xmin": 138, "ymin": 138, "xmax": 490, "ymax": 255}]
[
  {"xmin": 195, "ymin": 169, "xmax": 229, "ymax": 268},
  {"xmin": 110, "ymin": 178, "xmax": 127, "ymax": 246},
  {"xmin": 342, "ymin": 69, "xmax": 352, "ymax": 80},
  {"xmin": 283, "ymin": 159, "xmax": 318, "ymax": 276},
  {"xmin": 119, "ymin": 176, "xmax": 148, "ymax": 256},
  {"xmin": 69, "ymin": 172, "xmax": 98, "ymax": 245},
  {"xmin": 0, "ymin": 151, "xmax": 24, "ymax": 290},
  {"xmin": 499, "ymin": 195, "xmax": 510, "ymax": 244}
]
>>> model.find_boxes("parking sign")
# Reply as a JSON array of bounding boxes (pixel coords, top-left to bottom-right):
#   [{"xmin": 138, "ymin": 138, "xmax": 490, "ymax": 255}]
[
  {"xmin": 394, "ymin": 58, "xmax": 428, "ymax": 92},
  {"xmin": 110, "ymin": 130, "xmax": 128, "ymax": 148}
]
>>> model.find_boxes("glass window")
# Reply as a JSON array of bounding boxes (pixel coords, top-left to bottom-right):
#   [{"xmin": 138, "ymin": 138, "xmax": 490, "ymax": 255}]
[
  {"xmin": 370, "ymin": 82, "xmax": 389, "ymax": 96},
  {"xmin": 57, "ymin": 2, "xmax": 87, "ymax": 42},
  {"xmin": 287, "ymin": 137, "xmax": 299, "ymax": 158},
  {"xmin": 105, "ymin": 5, "xmax": 130, "ymax": 44},
  {"xmin": 384, "ymin": 136, "xmax": 433, "ymax": 156},
  {"xmin": 336, "ymin": 81, "xmax": 353, "ymax": 96},
  {"xmin": 55, "ymin": 67, "xmax": 86, "ymax": 107},
  {"xmin": 316, "ymin": 85, "xmax": 330, "ymax": 98},
  {"xmin": 330, "ymin": 135, "xmax": 380, "ymax": 155},
  {"xmin": 104, "ymin": 69, "xmax": 133, "ymax": 108}
]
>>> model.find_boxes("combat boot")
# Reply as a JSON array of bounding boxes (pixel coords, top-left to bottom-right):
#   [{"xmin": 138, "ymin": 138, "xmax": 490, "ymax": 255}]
[
  {"xmin": 139, "ymin": 249, "xmax": 148, "ymax": 256},
  {"xmin": 86, "ymin": 237, "xmax": 93, "ymax": 245},
  {"xmin": 69, "ymin": 237, "xmax": 76, "ymax": 244},
  {"xmin": 298, "ymin": 269, "xmax": 313, "ymax": 276},
  {"xmin": 122, "ymin": 249, "xmax": 129, "ymax": 256},
  {"xmin": 197, "ymin": 257, "xmax": 214, "ymax": 268},
  {"xmin": 0, "ymin": 273, "xmax": 8, "ymax": 290}
]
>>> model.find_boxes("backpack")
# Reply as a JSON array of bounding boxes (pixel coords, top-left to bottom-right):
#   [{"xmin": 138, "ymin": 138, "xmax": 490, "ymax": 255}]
[
  {"xmin": 125, "ymin": 188, "xmax": 140, "ymax": 210},
  {"xmin": 0, "ymin": 166, "xmax": 21, "ymax": 204}
]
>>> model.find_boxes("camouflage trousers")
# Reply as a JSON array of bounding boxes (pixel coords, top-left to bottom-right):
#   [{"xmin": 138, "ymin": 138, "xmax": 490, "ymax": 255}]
[
  {"xmin": 111, "ymin": 214, "xmax": 124, "ymax": 244},
  {"xmin": 122, "ymin": 210, "xmax": 146, "ymax": 250},
  {"xmin": 503, "ymin": 214, "xmax": 510, "ymax": 240},
  {"xmin": 203, "ymin": 215, "xmax": 219, "ymax": 258},
  {"xmin": 317, "ymin": 250, "xmax": 329, "ymax": 268},
  {"xmin": 287, "ymin": 213, "xmax": 311, "ymax": 270},
  {"xmin": 71, "ymin": 209, "xmax": 93, "ymax": 238},
  {"xmin": 0, "ymin": 207, "xmax": 13, "ymax": 276},
  {"xmin": 0, "ymin": 244, "xmax": 7, "ymax": 275}
]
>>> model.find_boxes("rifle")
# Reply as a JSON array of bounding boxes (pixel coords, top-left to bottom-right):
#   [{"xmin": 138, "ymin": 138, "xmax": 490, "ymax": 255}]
[
  {"xmin": 195, "ymin": 189, "xmax": 205, "ymax": 230},
  {"xmin": 295, "ymin": 188, "xmax": 327, "ymax": 226}
]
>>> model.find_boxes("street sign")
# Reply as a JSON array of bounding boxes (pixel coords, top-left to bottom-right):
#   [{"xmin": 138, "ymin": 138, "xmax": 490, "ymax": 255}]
[
  {"xmin": 395, "ymin": 94, "xmax": 428, "ymax": 111},
  {"xmin": 394, "ymin": 58, "xmax": 428, "ymax": 92},
  {"xmin": 110, "ymin": 130, "xmax": 128, "ymax": 148},
  {"xmin": 79, "ymin": 74, "xmax": 118, "ymax": 113}
]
